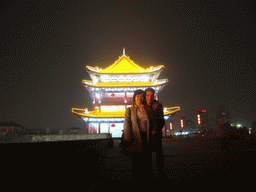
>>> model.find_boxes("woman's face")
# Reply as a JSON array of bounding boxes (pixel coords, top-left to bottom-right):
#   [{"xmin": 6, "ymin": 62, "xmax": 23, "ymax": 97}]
[{"xmin": 135, "ymin": 93, "xmax": 144, "ymax": 105}]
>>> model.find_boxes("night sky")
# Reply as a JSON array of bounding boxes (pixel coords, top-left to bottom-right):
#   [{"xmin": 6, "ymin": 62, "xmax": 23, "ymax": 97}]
[{"xmin": 1, "ymin": 0, "xmax": 255, "ymax": 131}]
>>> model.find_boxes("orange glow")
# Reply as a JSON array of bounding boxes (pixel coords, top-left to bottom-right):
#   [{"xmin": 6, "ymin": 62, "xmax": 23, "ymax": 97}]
[
  {"xmin": 181, "ymin": 119, "xmax": 184, "ymax": 128},
  {"xmin": 197, "ymin": 114, "xmax": 201, "ymax": 125},
  {"xmin": 170, "ymin": 123, "xmax": 173, "ymax": 130}
]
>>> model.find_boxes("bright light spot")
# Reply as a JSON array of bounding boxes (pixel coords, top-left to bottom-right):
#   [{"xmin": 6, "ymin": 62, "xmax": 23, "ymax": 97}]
[
  {"xmin": 170, "ymin": 123, "xmax": 173, "ymax": 130},
  {"xmin": 175, "ymin": 132, "xmax": 188, "ymax": 136}
]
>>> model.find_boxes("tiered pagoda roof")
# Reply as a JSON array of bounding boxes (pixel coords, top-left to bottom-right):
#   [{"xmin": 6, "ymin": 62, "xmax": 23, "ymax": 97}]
[
  {"xmin": 72, "ymin": 106, "xmax": 180, "ymax": 119},
  {"xmin": 83, "ymin": 80, "xmax": 167, "ymax": 87},
  {"xmin": 86, "ymin": 54, "xmax": 164, "ymax": 74}
]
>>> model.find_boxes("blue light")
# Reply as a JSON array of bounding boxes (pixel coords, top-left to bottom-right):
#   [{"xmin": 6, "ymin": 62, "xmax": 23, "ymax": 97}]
[{"xmin": 164, "ymin": 116, "xmax": 169, "ymax": 120}]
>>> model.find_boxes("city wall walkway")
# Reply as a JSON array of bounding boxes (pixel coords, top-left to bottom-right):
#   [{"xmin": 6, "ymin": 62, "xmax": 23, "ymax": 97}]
[
  {"xmin": 91, "ymin": 137, "xmax": 256, "ymax": 190},
  {"xmin": 3, "ymin": 135, "xmax": 256, "ymax": 191}
]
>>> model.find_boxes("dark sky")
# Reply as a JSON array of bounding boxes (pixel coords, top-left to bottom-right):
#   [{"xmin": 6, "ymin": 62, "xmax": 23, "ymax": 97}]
[{"xmin": 1, "ymin": 0, "xmax": 255, "ymax": 130}]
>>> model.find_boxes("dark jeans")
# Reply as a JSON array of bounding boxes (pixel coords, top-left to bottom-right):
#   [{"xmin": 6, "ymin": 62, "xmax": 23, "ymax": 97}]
[
  {"xmin": 154, "ymin": 132, "xmax": 165, "ymax": 178},
  {"xmin": 131, "ymin": 132, "xmax": 153, "ymax": 181}
]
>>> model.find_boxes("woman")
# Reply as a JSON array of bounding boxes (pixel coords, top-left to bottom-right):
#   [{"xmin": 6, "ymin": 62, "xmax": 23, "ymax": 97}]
[{"xmin": 123, "ymin": 89, "xmax": 156, "ymax": 181}]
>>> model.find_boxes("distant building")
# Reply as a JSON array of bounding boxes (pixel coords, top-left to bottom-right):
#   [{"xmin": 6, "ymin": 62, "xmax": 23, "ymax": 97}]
[
  {"xmin": 184, "ymin": 119, "xmax": 196, "ymax": 133},
  {"xmin": 216, "ymin": 106, "xmax": 230, "ymax": 124},
  {"xmin": 0, "ymin": 122, "xmax": 26, "ymax": 135},
  {"xmin": 196, "ymin": 108, "xmax": 209, "ymax": 133},
  {"xmin": 215, "ymin": 106, "xmax": 230, "ymax": 137},
  {"xmin": 66, "ymin": 127, "xmax": 86, "ymax": 134},
  {"xmin": 26, "ymin": 128, "xmax": 46, "ymax": 135}
]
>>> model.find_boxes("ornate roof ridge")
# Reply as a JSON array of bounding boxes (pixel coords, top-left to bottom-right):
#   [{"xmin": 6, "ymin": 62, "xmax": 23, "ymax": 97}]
[{"xmin": 86, "ymin": 51, "xmax": 164, "ymax": 74}]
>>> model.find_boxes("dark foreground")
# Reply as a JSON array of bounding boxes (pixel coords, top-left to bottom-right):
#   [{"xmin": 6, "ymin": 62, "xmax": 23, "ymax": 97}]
[
  {"xmin": 3, "ymin": 137, "xmax": 256, "ymax": 191},
  {"xmin": 94, "ymin": 137, "xmax": 256, "ymax": 190}
]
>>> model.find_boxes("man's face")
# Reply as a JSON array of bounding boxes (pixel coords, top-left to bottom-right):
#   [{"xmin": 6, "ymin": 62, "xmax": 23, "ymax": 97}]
[{"xmin": 146, "ymin": 91, "xmax": 154, "ymax": 105}]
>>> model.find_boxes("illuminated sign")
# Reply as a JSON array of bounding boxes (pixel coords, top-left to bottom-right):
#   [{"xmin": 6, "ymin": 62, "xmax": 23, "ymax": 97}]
[
  {"xmin": 181, "ymin": 119, "xmax": 184, "ymax": 128},
  {"xmin": 170, "ymin": 123, "xmax": 173, "ymax": 130},
  {"xmin": 197, "ymin": 114, "xmax": 201, "ymax": 125}
]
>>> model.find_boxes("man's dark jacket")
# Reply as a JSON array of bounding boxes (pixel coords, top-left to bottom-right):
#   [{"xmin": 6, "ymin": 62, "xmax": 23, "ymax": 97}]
[{"xmin": 151, "ymin": 100, "xmax": 165, "ymax": 137}]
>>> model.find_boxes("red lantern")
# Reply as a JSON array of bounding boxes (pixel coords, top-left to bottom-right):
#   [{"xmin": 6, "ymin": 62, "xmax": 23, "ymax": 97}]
[
  {"xmin": 111, "ymin": 124, "xmax": 115, "ymax": 127},
  {"xmin": 111, "ymin": 93, "xmax": 115, "ymax": 97}
]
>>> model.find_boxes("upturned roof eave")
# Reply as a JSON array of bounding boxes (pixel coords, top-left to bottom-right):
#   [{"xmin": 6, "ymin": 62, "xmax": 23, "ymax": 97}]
[
  {"xmin": 86, "ymin": 68, "xmax": 164, "ymax": 75},
  {"xmin": 72, "ymin": 106, "xmax": 180, "ymax": 118},
  {"xmin": 82, "ymin": 80, "xmax": 168, "ymax": 88}
]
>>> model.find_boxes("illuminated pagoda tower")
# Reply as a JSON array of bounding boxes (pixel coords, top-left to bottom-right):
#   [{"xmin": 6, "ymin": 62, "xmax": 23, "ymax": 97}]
[{"xmin": 72, "ymin": 49, "xmax": 180, "ymax": 137}]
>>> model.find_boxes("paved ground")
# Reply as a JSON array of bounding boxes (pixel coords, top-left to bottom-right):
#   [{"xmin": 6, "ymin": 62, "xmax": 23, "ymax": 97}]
[
  {"xmin": 88, "ymin": 137, "xmax": 256, "ymax": 190},
  {"xmin": 6, "ymin": 137, "xmax": 255, "ymax": 191}
]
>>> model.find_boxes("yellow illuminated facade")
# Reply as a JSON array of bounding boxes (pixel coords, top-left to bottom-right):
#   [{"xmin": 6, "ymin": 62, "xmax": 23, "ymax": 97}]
[{"xmin": 72, "ymin": 49, "xmax": 180, "ymax": 137}]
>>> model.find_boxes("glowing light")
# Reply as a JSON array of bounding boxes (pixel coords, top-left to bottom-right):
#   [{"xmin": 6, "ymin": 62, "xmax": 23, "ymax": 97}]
[
  {"xmin": 170, "ymin": 123, "xmax": 173, "ymax": 130},
  {"xmin": 101, "ymin": 105, "xmax": 125, "ymax": 112},
  {"xmin": 175, "ymin": 131, "xmax": 188, "ymax": 136},
  {"xmin": 197, "ymin": 114, "xmax": 201, "ymax": 125},
  {"xmin": 83, "ymin": 80, "xmax": 167, "ymax": 88},
  {"xmin": 163, "ymin": 106, "xmax": 180, "ymax": 116},
  {"xmin": 82, "ymin": 117, "xmax": 125, "ymax": 122},
  {"xmin": 181, "ymin": 119, "xmax": 184, "ymax": 128}
]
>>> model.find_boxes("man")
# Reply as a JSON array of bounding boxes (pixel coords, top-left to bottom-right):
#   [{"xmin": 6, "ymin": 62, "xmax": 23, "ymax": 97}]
[{"xmin": 145, "ymin": 88, "xmax": 166, "ymax": 179}]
